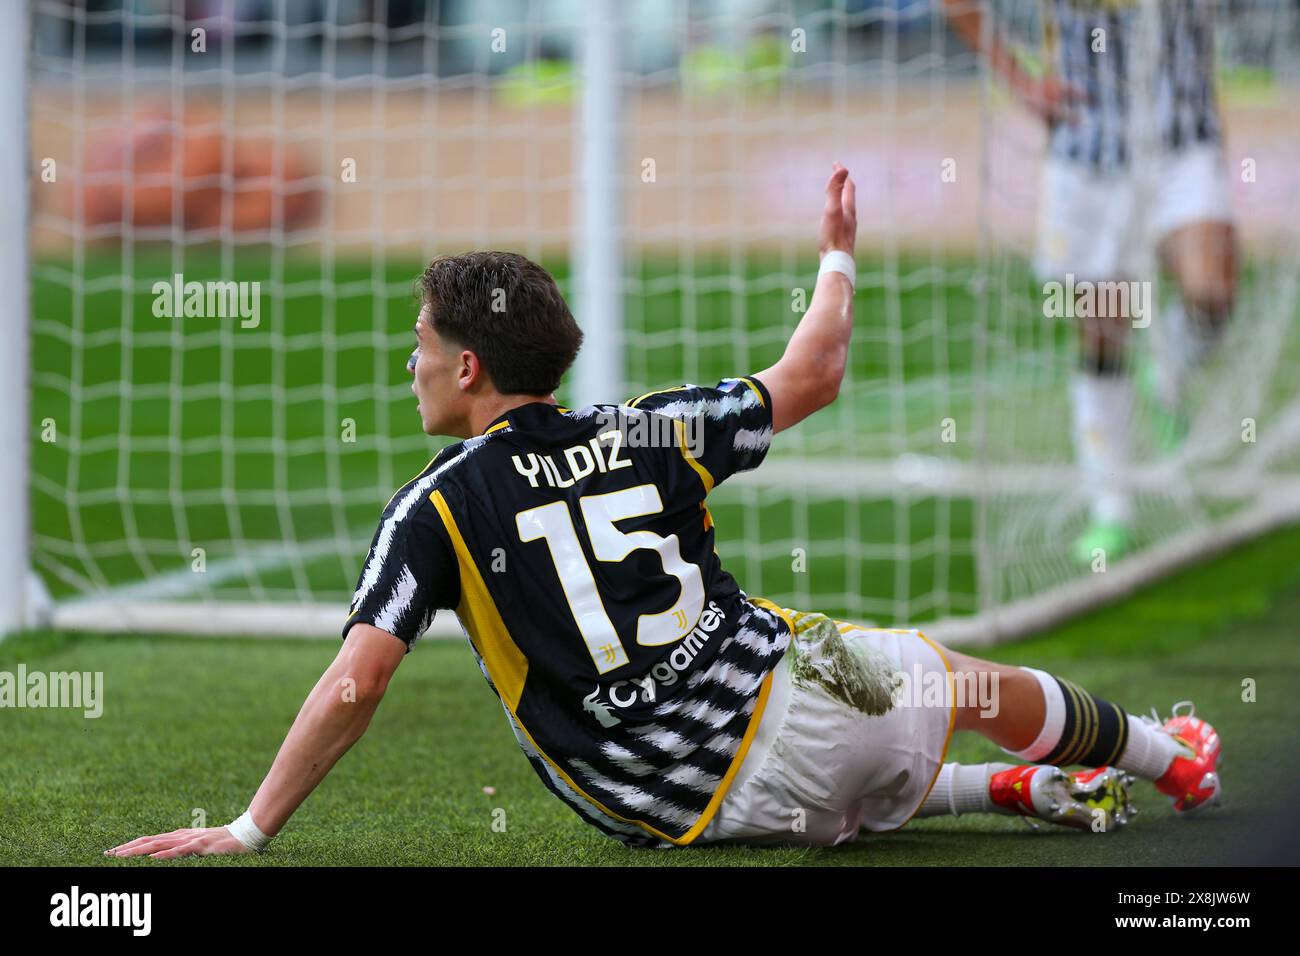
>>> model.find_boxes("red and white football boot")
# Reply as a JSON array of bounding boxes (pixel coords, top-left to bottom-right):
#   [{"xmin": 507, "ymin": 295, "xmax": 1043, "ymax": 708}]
[
  {"xmin": 989, "ymin": 764, "xmax": 1135, "ymax": 832},
  {"xmin": 1149, "ymin": 701, "xmax": 1222, "ymax": 816}
]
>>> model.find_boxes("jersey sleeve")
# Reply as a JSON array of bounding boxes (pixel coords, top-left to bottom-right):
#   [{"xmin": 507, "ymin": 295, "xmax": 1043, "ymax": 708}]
[
  {"xmin": 342, "ymin": 497, "xmax": 460, "ymax": 651},
  {"xmin": 625, "ymin": 375, "xmax": 774, "ymax": 488}
]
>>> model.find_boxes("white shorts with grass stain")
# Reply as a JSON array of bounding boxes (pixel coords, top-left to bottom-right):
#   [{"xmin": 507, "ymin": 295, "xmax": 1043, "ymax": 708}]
[{"xmin": 697, "ymin": 609, "xmax": 955, "ymax": 846}]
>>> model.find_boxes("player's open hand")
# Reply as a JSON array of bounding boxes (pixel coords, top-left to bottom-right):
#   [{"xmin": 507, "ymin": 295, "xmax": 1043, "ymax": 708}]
[
  {"xmin": 105, "ymin": 826, "xmax": 254, "ymax": 860},
  {"xmin": 818, "ymin": 162, "xmax": 857, "ymax": 258}
]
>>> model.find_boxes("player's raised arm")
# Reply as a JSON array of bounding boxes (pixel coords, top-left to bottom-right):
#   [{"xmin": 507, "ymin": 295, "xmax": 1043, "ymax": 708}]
[
  {"xmin": 939, "ymin": 0, "xmax": 1078, "ymax": 126},
  {"xmin": 105, "ymin": 623, "xmax": 406, "ymax": 859},
  {"xmin": 755, "ymin": 163, "xmax": 857, "ymax": 434}
]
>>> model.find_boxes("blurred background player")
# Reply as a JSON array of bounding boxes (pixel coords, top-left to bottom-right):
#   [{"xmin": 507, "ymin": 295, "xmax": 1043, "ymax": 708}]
[{"xmin": 943, "ymin": 0, "xmax": 1237, "ymax": 563}]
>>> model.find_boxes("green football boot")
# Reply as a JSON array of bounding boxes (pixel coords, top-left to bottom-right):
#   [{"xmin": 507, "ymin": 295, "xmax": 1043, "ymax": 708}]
[{"xmin": 1072, "ymin": 520, "xmax": 1133, "ymax": 567}]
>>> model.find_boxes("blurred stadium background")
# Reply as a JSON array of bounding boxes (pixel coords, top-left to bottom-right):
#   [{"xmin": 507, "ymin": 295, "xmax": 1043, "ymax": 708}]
[{"xmin": 7, "ymin": 0, "xmax": 1300, "ymax": 645}]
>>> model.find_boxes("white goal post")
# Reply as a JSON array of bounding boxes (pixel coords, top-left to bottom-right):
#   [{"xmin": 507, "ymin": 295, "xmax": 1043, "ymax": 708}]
[{"xmin": 1, "ymin": 0, "xmax": 44, "ymax": 636}]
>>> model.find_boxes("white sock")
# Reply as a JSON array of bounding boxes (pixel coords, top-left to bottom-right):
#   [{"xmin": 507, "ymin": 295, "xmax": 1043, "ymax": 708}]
[
  {"xmin": 1153, "ymin": 303, "xmax": 1186, "ymax": 410},
  {"xmin": 1003, "ymin": 667, "xmax": 1066, "ymax": 762},
  {"xmin": 1070, "ymin": 371, "xmax": 1135, "ymax": 525},
  {"xmin": 1167, "ymin": 300, "xmax": 1220, "ymax": 367},
  {"xmin": 918, "ymin": 762, "xmax": 1015, "ymax": 817},
  {"xmin": 1155, "ymin": 301, "xmax": 1219, "ymax": 409},
  {"xmin": 1117, "ymin": 715, "xmax": 1186, "ymax": 780}
]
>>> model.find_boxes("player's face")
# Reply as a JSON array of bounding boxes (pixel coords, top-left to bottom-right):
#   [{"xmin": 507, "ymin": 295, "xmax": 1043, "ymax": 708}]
[{"xmin": 409, "ymin": 305, "xmax": 463, "ymax": 437}]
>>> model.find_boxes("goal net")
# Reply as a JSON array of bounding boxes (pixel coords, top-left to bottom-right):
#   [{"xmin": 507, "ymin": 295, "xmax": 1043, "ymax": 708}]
[{"xmin": 16, "ymin": 0, "xmax": 1300, "ymax": 643}]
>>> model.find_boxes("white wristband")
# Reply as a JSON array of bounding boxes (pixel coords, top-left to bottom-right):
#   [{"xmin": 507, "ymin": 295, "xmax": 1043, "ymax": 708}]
[
  {"xmin": 818, "ymin": 250, "xmax": 856, "ymax": 290},
  {"xmin": 226, "ymin": 809, "xmax": 273, "ymax": 852}
]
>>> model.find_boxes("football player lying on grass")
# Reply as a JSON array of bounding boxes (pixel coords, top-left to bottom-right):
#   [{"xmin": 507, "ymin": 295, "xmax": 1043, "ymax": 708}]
[{"xmin": 108, "ymin": 165, "xmax": 1220, "ymax": 858}]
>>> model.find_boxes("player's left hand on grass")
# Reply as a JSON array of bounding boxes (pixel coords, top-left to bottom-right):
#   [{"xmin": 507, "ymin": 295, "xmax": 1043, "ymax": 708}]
[{"xmin": 105, "ymin": 826, "xmax": 254, "ymax": 859}]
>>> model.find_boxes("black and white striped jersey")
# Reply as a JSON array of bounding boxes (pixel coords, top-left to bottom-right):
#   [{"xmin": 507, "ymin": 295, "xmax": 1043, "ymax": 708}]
[
  {"xmin": 343, "ymin": 376, "xmax": 791, "ymax": 846},
  {"xmin": 1042, "ymin": 0, "xmax": 1221, "ymax": 171}
]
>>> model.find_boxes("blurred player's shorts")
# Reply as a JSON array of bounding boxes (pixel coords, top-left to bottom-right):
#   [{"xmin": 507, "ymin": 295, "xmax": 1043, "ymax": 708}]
[
  {"xmin": 697, "ymin": 610, "xmax": 954, "ymax": 846},
  {"xmin": 1034, "ymin": 145, "xmax": 1233, "ymax": 282}
]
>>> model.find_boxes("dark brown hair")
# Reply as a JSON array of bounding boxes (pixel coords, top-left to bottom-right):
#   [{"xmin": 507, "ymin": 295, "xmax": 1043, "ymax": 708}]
[{"xmin": 417, "ymin": 251, "xmax": 583, "ymax": 395}]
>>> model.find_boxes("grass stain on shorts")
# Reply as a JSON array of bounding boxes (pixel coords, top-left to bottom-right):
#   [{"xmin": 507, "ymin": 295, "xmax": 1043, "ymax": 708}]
[{"xmin": 786, "ymin": 611, "xmax": 900, "ymax": 716}]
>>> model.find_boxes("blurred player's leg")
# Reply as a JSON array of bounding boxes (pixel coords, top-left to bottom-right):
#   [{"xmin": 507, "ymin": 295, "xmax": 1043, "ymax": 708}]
[
  {"xmin": 1071, "ymin": 310, "xmax": 1136, "ymax": 563},
  {"xmin": 1037, "ymin": 156, "xmax": 1139, "ymax": 563},
  {"xmin": 1144, "ymin": 146, "xmax": 1237, "ymax": 449},
  {"xmin": 1151, "ymin": 224, "xmax": 1237, "ymax": 427}
]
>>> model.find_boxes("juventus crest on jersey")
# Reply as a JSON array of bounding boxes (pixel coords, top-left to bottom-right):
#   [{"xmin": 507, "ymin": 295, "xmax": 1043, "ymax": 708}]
[
  {"xmin": 343, "ymin": 376, "xmax": 792, "ymax": 846},
  {"xmin": 1043, "ymin": 0, "xmax": 1221, "ymax": 171}
]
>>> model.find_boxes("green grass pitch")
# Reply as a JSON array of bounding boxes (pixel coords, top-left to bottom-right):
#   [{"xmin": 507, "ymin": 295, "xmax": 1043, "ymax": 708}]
[{"xmin": 3, "ymin": 523, "xmax": 1297, "ymax": 866}]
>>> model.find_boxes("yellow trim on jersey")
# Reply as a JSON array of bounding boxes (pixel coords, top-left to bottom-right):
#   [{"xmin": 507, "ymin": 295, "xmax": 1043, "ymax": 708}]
[
  {"xmin": 700, "ymin": 502, "xmax": 714, "ymax": 532},
  {"xmin": 381, "ymin": 450, "xmax": 444, "ymax": 511},
  {"xmin": 483, "ymin": 420, "xmax": 511, "ymax": 436},
  {"xmin": 628, "ymin": 379, "xmax": 765, "ymax": 501},
  {"xmin": 747, "ymin": 596, "xmax": 798, "ymax": 635},
  {"xmin": 429, "ymin": 486, "xmax": 770, "ymax": 846},
  {"xmin": 736, "ymin": 376, "xmax": 767, "ymax": 408},
  {"xmin": 430, "ymin": 489, "xmax": 529, "ymax": 709},
  {"xmin": 630, "ymin": 378, "xmax": 766, "ymax": 411},
  {"xmin": 674, "ymin": 417, "xmax": 715, "ymax": 494},
  {"xmin": 682, "ymin": 669, "xmax": 774, "ymax": 842},
  {"xmin": 626, "ymin": 384, "xmax": 690, "ymax": 408}
]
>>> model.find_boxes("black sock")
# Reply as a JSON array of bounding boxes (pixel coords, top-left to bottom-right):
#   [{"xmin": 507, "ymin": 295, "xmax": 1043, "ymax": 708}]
[{"xmin": 1040, "ymin": 676, "xmax": 1130, "ymax": 768}]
